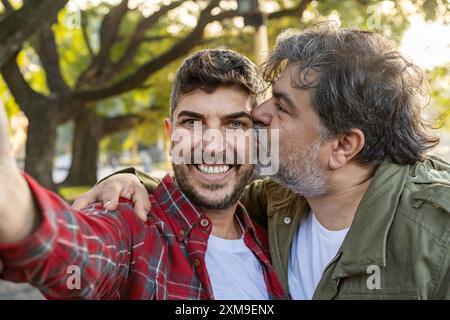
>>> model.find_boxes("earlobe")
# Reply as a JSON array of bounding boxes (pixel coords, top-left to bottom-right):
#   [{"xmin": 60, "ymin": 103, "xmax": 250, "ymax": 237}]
[{"xmin": 329, "ymin": 149, "xmax": 347, "ymax": 170}]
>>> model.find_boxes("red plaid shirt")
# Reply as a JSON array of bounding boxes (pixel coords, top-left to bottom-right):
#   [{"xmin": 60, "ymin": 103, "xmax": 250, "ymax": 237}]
[{"xmin": 0, "ymin": 174, "xmax": 286, "ymax": 300}]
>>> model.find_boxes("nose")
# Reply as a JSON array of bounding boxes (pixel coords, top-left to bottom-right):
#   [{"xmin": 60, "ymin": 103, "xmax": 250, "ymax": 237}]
[
  {"xmin": 202, "ymin": 129, "xmax": 225, "ymax": 161},
  {"xmin": 251, "ymin": 100, "xmax": 273, "ymax": 127}
]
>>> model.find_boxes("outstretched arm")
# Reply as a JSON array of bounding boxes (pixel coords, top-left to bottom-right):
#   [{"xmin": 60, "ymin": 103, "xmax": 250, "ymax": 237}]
[
  {"xmin": 0, "ymin": 106, "xmax": 145, "ymax": 299},
  {"xmin": 0, "ymin": 106, "xmax": 39, "ymax": 244}
]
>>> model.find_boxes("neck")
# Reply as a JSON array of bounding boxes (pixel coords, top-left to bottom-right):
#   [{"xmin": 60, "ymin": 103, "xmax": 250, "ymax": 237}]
[
  {"xmin": 203, "ymin": 204, "xmax": 241, "ymax": 240},
  {"xmin": 306, "ymin": 163, "xmax": 376, "ymax": 231}
]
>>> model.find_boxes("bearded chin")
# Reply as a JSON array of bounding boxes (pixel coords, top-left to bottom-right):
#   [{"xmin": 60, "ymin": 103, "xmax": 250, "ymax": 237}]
[{"xmin": 172, "ymin": 163, "xmax": 254, "ymax": 210}]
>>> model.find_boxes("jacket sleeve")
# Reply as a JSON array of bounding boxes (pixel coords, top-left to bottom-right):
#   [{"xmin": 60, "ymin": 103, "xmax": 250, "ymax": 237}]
[
  {"xmin": 98, "ymin": 167, "xmax": 160, "ymax": 193},
  {"xmin": 0, "ymin": 174, "xmax": 146, "ymax": 299}
]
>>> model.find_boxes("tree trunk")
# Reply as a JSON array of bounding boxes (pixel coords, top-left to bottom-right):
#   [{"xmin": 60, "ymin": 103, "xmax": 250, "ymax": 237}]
[
  {"xmin": 24, "ymin": 109, "xmax": 58, "ymax": 189},
  {"xmin": 62, "ymin": 111, "xmax": 144, "ymax": 187},
  {"xmin": 62, "ymin": 112, "xmax": 101, "ymax": 187}
]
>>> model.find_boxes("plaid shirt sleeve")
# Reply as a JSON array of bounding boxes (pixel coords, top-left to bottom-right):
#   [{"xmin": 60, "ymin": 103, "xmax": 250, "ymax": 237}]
[{"xmin": 0, "ymin": 174, "xmax": 146, "ymax": 299}]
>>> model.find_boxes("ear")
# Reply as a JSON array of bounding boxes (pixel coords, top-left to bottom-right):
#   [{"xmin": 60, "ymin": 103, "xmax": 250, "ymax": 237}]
[
  {"xmin": 328, "ymin": 128, "xmax": 365, "ymax": 170},
  {"xmin": 164, "ymin": 118, "xmax": 173, "ymax": 138},
  {"xmin": 165, "ymin": 118, "xmax": 174, "ymax": 152}
]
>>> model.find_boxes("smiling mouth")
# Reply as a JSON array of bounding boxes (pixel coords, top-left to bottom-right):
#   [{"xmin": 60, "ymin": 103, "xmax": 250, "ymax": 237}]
[{"xmin": 195, "ymin": 164, "xmax": 235, "ymax": 174}]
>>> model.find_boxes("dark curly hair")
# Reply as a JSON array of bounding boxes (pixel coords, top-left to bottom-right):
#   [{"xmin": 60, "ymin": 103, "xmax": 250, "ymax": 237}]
[{"xmin": 170, "ymin": 49, "xmax": 265, "ymax": 119}]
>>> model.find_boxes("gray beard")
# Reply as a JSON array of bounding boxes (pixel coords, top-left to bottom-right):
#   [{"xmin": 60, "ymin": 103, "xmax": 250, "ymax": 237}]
[{"xmin": 273, "ymin": 140, "xmax": 329, "ymax": 198}]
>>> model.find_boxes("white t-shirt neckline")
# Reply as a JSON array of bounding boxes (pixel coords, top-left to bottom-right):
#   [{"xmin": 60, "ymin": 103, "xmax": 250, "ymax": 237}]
[
  {"xmin": 205, "ymin": 215, "xmax": 269, "ymax": 300},
  {"xmin": 288, "ymin": 211, "xmax": 350, "ymax": 300}
]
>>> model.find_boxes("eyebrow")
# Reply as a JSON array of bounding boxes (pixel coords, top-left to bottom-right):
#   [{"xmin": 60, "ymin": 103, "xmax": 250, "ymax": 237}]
[
  {"xmin": 176, "ymin": 110, "xmax": 252, "ymax": 121},
  {"xmin": 176, "ymin": 111, "xmax": 205, "ymax": 120},
  {"xmin": 222, "ymin": 112, "xmax": 252, "ymax": 121},
  {"xmin": 272, "ymin": 87, "xmax": 297, "ymax": 112}
]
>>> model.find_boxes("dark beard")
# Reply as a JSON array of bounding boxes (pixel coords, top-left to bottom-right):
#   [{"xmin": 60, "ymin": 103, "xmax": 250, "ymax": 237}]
[{"xmin": 173, "ymin": 164, "xmax": 254, "ymax": 210}]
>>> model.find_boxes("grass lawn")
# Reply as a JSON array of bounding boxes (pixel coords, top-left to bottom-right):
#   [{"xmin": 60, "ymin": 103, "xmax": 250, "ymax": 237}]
[{"xmin": 57, "ymin": 185, "xmax": 91, "ymax": 203}]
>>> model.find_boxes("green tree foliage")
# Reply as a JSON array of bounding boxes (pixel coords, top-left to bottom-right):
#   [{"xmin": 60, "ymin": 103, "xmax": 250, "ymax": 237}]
[
  {"xmin": 428, "ymin": 64, "xmax": 450, "ymax": 129},
  {"xmin": 0, "ymin": 0, "xmax": 449, "ymax": 188}
]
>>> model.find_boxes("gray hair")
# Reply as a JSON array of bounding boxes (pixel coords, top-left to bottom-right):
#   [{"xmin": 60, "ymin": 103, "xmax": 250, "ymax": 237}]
[{"xmin": 263, "ymin": 24, "xmax": 439, "ymax": 165}]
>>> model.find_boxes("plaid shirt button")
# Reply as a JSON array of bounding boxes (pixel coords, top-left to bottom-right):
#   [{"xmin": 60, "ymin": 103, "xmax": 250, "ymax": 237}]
[
  {"xmin": 178, "ymin": 229, "xmax": 185, "ymax": 236},
  {"xmin": 200, "ymin": 219, "xmax": 209, "ymax": 227},
  {"xmin": 193, "ymin": 258, "xmax": 201, "ymax": 268}
]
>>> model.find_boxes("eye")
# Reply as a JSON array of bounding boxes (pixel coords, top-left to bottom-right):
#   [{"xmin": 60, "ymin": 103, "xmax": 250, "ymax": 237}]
[
  {"xmin": 275, "ymin": 102, "xmax": 287, "ymax": 114},
  {"xmin": 228, "ymin": 120, "xmax": 245, "ymax": 129},
  {"xmin": 181, "ymin": 119, "xmax": 199, "ymax": 127}
]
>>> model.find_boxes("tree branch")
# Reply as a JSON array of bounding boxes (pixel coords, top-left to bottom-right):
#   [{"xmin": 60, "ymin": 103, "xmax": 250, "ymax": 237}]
[
  {"xmin": 0, "ymin": 0, "xmax": 13, "ymax": 14},
  {"xmin": 32, "ymin": 24, "xmax": 70, "ymax": 94},
  {"xmin": 76, "ymin": 0, "xmax": 129, "ymax": 87},
  {"xmin": 97, "ymin": 0, "xmax": 130, "ymax": 61},
  {"xmin": 1, "ymin": 54, "xmax": 50, "ymax": 116},
  {"xmin": 101, "ymin": 113, "xmax": 145, "ymax": 136},
  {"xmin": 80, "ymin": 10, "xmax": 94, "ymax": 59},
  {"xmin": 213, "ymin": 0, "xmax": 313, "ymax": 21},
  {"xmin": 102, "ymin": 0, "xmax": 186, "ymax": 82},
  {"xmin": 74, "ymin": 0, "xmax": 312, "ymax": 102},
  {"xmin": 75, "ymin": 0, "xmax": 221, "ymax": 101},
  {"xmin": 268, "ymin": 0, "xmax": 313, "ymax": 20},
  {"xmin": 0, "ymin": 0, "xmax": 68, "ymax": 69}
]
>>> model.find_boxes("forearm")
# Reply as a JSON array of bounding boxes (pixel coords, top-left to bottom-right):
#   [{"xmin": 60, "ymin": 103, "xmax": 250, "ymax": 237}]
[{"xmin": 0, "ymin": 170, "xmax": 40, "ymax": 244}]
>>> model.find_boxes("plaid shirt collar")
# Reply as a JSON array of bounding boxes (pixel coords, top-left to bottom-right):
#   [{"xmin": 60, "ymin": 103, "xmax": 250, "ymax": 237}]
[{"xmin": 153, "ymin": 174, "xmax": 262, "ymax": 244}]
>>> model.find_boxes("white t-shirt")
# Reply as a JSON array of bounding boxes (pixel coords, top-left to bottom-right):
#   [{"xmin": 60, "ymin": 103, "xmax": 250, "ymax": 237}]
[
  {"xmin": 288, "ymin": 211, "xmax": 349, "ymax": 300},
  {"xmin": 205, "ymin": 233, "xmax": 269, "ymax": 300}
]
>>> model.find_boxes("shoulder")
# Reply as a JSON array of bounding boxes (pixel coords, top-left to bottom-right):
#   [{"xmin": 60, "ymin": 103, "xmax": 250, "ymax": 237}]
[
  {"xmin": 396, "ymin": 156, "xmax": 450, "ymax": 242},
  {"xmin": 249, "ymin": 178, "xmax": 304, "ymax": 205}
]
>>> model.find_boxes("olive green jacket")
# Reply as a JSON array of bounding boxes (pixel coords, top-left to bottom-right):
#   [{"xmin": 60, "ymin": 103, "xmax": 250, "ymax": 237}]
[{"xmin": 123, "ymin": 155, "xmax": 450, "ymax": 299}]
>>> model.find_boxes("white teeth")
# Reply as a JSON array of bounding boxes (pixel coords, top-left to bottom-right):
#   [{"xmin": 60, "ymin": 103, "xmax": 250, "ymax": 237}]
[{"xmin": 197, "ymin": 165, "xmax": 231, "ymax": 174}]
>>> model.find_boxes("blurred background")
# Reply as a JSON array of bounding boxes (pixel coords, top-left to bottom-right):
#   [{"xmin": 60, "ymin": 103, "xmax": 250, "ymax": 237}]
[{"xmin": 0, "ymin": 0, "xmax": 449, "ymax": 299}]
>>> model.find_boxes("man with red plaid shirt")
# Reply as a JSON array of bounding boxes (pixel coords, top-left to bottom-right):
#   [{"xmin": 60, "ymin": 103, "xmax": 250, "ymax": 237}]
[{"xmin": 0, "ymin": 49, "xmax": 285, "ymax": 300}]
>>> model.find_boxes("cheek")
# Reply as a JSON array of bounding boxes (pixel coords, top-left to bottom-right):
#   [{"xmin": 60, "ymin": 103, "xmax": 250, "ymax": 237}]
[
  {"xmin": 226, "ymin": 131, "xmax": 255, "ymax": 164},
  {"xmin": 317, "ymin": 143, "xmax": 333, "ymax": 167},
  {"xmin": 237, "ymin": 140, "xmax": 255, "ymax": 164},
  {"xmin": 279, "ymin": 127, "xmax": 301, "ymax": 150},
  {"xmin": 170, "ymin": 130, "xmax": 195, "ymax": 162}
]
